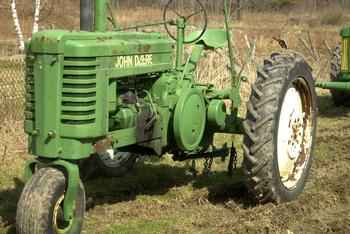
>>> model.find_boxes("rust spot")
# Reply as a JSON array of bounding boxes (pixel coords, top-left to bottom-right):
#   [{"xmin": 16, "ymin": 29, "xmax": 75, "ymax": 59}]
[
  {"xmin": 94, "ymin": 137, "xmax": 112, "ymax": 155},
  {"xmin": 40, "ymin": 36, "xmax": 49, "ymax": 43},
  {"xmin": 139, "ymin": 44, "xmax": 151, "ymax": 53},
  {"xmin": 96, "ymin": 36, "xmax": 113, "ymax": 42}
]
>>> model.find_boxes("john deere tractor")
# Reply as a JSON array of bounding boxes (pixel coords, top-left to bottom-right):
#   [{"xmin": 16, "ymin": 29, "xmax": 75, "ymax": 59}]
[
  {"xmin": 317, "ymin": 28, "xmax": 350, "ymax": 106},
  {"xmin": 16, "ymin": 0, "xmax": 317, "ymax": 233}
]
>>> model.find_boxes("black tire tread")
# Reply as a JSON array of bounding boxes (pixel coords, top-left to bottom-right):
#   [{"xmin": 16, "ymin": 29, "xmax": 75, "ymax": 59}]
[
  {"xmin": 16, "ymin": 167, "xmax": 85, "ymax": 234},
  {"xmin": 243, "ymin": 52, "xmax": 311, "ymax": 203}
]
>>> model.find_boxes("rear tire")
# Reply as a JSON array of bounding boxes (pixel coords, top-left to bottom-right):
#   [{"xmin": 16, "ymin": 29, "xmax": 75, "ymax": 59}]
[
  {"xmin": 330, "ymin": 46, "xmax": 350, "ymax": 107},
  {"xmin": 16, "ymin": 167, "xmax": 85, "ymax": 234},
  {"xmin": 243, "ymin": 52, "xmax": 317, "ymax": 203}
]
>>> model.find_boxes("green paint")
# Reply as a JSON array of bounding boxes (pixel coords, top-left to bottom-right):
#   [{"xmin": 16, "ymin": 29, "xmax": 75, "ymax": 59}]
[
  {"xmin": 182, "ymin": 44, "xmax": 204, "ymax": 80},
  {"xmin": 224, "ymin": 0, "xmax": 241, "ymax": 110},
  {"xmin": 173, "ymin": 88, "xmax": 206, "ymax": 151},
  {"xmin": 21, "ymin": 0, "xmax": 247, "ymax": 230},
  {"xmin": 341, "ymin": 27, "xmax": 350, "ymax": 37},
  {"xmin": 188, "ymin": 29, "xmax": 228, "ymax": 49},
  {"xmin": 175, "ymin": 18, "xmax": 186, "ymax": 70},
  {"xmin": 95, "ymin": 0, "xmax": 107, "ymax": 32},
  {"xmin": 336, "ymin": 72, "xmax": 350, "ymax": 82},
  {"xmin": 316, "ymin": 81, "xmax": 350, "ymax": 91},
  {"xmin": 316, "ymin": 26, "xmax": 350, "ymax": 91},
  {"xmin": 23, "ymin": 159, "xmax": 80, "ymax": 222},
  {"xmin": 207, "ymin": 100, "xmax": 227, "ymax": 130}
]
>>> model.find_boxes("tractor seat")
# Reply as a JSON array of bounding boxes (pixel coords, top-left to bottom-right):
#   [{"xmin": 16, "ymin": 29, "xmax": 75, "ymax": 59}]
[{"xmin": 187, "ymin": 29, "xmax": 228, "ymax": 49}]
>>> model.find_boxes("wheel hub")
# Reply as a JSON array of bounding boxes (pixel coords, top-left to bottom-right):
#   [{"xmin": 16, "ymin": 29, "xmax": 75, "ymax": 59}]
[
  {"xmin": 277, "ymin": 82, "xmax": 313, "ymax": 189},
  {"xmin": 53, "ymin": 194, "xmax": 72, "ymax": 232},
  {"xmin": 173, "ymin": 88, "xmax": 206, "ymax": 151},
  {"xmin": 287, "ymin": 111, "xmax": 305, "ymax": 160}
]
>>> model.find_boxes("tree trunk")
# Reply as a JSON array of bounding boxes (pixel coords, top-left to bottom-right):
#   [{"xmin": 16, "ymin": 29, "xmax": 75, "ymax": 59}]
[
  {"xmin": 32, "ymin": 0, "xmax": 41, "ymax": 34},
  {"xmin": 313, "ymin": 0, "xmax": 318, "ymax": 11},
  {"xmin": 236, "ymin": 0, "xmax": 241, "ymax": 21}
]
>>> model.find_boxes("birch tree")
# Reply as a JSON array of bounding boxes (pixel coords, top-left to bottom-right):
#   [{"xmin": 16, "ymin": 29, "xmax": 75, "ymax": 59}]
[
  {"xmin": 10, "ymin": 0, "xmax": 25, "ymax": 52},
  {"xmin": 11, "ymin": 0, "xmax": 41, "ymax": 53},
  {"xmin": 32, "ymin": 0, "xmax": 41, "ymax": 34}
]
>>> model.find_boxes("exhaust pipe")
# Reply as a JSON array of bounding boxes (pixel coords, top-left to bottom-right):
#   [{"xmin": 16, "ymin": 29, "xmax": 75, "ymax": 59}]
[{"xmin": 80, "ymin": 0, "xmax": 94, "ymax": 31}]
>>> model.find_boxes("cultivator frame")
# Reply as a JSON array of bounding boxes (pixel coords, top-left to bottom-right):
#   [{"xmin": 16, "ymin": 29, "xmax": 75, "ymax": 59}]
[{"xmin": 316, "ymin": 28, "xmax": 350, "ymax": 92}]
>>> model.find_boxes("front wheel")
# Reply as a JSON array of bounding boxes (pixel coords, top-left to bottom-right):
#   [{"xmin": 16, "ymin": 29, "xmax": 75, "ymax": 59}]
[
  {"xmin": 16, "ymin": 167, "xmax": 85, "ymax": 234},
  {"xmin": 243, "ymin": 52, "xmax": 317, "ymax": 203}
]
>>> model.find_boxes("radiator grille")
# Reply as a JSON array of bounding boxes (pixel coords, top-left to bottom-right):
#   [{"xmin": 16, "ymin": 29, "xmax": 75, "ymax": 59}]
[
  {"xmin": 341, "ymin": 38, "xmax": 349, "ymax": 72},
  {"xmin": 61, "ymin": 57, "xmax": 97, "ymax": 125},
  {"xmin": 25, "ymin": 56, "xmax": 35, "ymax": 121}
]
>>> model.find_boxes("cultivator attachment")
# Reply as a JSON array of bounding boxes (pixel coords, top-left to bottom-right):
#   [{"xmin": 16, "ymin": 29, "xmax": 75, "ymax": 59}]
[{"xmin": 316, "ymin": 28, "xmax": 350, "ymax": 106}]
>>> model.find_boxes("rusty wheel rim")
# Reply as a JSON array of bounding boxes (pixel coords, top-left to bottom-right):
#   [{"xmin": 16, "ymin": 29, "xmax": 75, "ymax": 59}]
[
  {"xmin": 277, "ymin": 78, "xmax": 314, "ymax": 190},
  {"xmin": 52, "ymin": 194, "xmax": 72, "ymax": 233}
]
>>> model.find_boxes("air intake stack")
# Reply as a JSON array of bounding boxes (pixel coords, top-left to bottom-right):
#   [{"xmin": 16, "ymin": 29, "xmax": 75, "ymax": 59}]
[
  {"xmin": 80, "ymin": 0, "xmax": 107, "ymax": 32},
  {"xmin": 80, "ymin": 0, "xmax": 94, "ymax": 31}
]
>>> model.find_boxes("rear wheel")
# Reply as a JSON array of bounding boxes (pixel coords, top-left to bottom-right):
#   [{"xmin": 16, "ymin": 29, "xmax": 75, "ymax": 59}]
[
  {"xmin": 330, "ymin": 46, "xmax": 350, "ymax": 106},
  {"xmin": 243, "ymin": 52, "xmax": 317, "ymax": 203},
  {"xmin": 16, "ymin": 167, "xmax": 85, "ymax": 234}
]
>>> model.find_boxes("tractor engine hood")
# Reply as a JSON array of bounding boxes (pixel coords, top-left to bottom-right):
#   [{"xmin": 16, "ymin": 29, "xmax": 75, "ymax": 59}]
[
  {"xmin": 30, "ymin": 30, "xmax": 173, "ymax": 55},
  {"xmin": 28, "ymin": 30, "xmax": 174, "ymax": 77}
]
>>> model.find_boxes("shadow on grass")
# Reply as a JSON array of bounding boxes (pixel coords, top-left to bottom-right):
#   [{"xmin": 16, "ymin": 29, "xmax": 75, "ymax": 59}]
[
  {"xmin": 193, "ymin": 169, "xmax": 254, "ymax": 208},
  {"xmin": 85, "ymin": 161, "xmax": 254, "ymax": 211},
  {"xmin": 0, "ymin": 160, "xmax": 253, "ymax": 233},
  {"xmin": 0, "ymin": 178, "xmax": 24, "ymax": 234},
  {"xmin": 317, "ymin": 95, "xmax": 350, "ymax": 118}
]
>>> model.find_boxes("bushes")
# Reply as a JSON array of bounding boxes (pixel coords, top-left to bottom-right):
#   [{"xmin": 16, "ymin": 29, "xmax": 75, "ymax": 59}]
[
  {"xmin": 268, "ymin": 0, "xmax": 296, "ymax": 10},
  {"xmin": 320, "ymin": 8, "xmax": 344, "ymax": 25},
  {"xmin": 244, "ymin": 0, "xmax": 296, "ymax": 11}
]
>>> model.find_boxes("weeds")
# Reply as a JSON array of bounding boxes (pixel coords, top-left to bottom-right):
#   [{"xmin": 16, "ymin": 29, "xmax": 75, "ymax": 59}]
[{"xmin": 320, "ymin": 8, "xmax": 344, "ymax": 25}]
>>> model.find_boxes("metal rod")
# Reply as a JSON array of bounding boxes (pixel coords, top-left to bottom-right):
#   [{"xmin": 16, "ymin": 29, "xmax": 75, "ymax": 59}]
[
  {"xmin": 173, "ymin": 147, "xmax": 229, "ymax": 162},
  {"xmin": 176, "ymin": 18, "xmax": 185, "ymax": 70},
  {"xmin": 114, "ymin": 21, "xmax": 173, "ymax": 32},
  {"xmin": 95, "ymin": 0, "xmax": 107, "ymax": 32},
  {"xmin": 224, "ymin": 0, "xmax": 240, "ymax": 109},
  {"xmin": 181, "ymin": 44, "xmax": 204, "ymax": 81},
  {"xmin": 316, "ymin": 81, "xmax": 350, "ymax": 91}
]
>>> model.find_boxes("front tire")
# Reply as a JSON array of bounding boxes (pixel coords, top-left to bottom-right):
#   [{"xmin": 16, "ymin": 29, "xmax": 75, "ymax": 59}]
[
  {"xmin": 16, "ymin": 167, "xmax": 85, "ymax": 234},
  {"xmin": 243, "ymin": 52, "xmax": 317, "ymax": 203}
]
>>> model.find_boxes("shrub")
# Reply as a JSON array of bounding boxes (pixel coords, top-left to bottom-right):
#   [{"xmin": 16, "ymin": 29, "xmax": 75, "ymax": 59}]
[{"xmin": 320, "ymin": 9, "xmax": 343, "ymax": 25}]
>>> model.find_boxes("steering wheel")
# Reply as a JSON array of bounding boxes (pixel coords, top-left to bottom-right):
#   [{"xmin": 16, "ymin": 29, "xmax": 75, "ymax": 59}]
[{"xmin": 163, "ymin": 0, "xmax": 208, "ymax": 44}]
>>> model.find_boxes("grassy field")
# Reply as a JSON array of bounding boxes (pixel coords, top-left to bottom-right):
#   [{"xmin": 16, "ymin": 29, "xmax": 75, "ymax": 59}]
[{"xmin": 1, "ymin": 6, "xmax": 350, "ymax": 234}]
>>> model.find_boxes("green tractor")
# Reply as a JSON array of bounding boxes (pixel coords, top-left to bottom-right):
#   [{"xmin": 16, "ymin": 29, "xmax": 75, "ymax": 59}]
[
  {"xmin": 317, "ymin": 28, "xmax": 350, "ymax": 106},
  {"xmin": 16, "ymin": 0, "xmax": 317, "ymax": 233}
]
